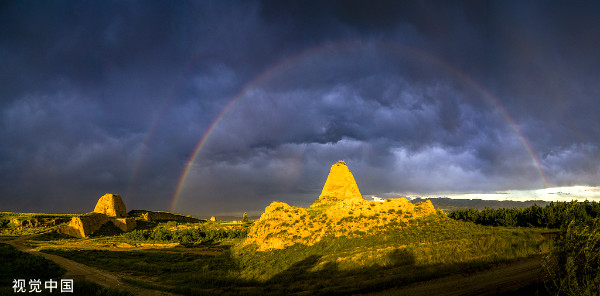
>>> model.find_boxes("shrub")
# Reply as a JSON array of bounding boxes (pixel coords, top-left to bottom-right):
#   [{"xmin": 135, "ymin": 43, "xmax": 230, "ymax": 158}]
[
  {"xmin": 122, "ymin": 226, "xmax": 247, "ymax": 243},
  {"xmin": 543, "ymin": 219, "xmax": 600, "ymax": 295},
  {"xmin": 0, "ymin": 218, "xmax": 10, "ymax": 228},
  {"xmin": 353, "ymin": 230, "xmax": 366, "ymax": 236}
]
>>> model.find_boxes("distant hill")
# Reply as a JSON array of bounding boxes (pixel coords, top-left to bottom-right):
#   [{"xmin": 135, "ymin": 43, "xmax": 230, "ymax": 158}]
[{"xmin": 410, "ymin": 197, "xmax": 550, "ymax": 212}]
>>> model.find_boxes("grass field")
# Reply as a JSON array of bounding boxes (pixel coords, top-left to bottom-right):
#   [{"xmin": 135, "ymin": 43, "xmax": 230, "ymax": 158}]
[
  {"xmin": 33, "ymin": 213, "xmax": 552, "ymax": 295},
  {"xmin": 0, "ymin": 243, "xmax": 132, "ymax": 296}
]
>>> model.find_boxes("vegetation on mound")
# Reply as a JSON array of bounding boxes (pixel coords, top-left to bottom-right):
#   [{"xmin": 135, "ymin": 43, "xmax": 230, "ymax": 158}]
[
  {"xmin": 235, "ymin": 213, "xmax": 551, "ymax": 281},
  {"xmin": 244, "ymin": 198, "xmax": 437, "ymax": 251},
  {"xmin": 40, "ymin": 213, "xmax": 552, "ymax": 295}
]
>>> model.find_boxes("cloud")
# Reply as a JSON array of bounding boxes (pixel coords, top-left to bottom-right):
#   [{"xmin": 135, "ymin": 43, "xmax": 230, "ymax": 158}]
[
  {"xmin": 1, "ymin": 1, "xmax": 599, "ymax": 215},
  {"xmin": 542, "ymin": 143, "xmax": 600, "ymax": 186}
]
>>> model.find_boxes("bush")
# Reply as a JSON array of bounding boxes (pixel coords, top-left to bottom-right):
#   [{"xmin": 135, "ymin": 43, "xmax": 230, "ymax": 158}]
[
  {"xmin": 0, "ymin": 218, "xmax": 10, "ymax": 228},
  {"xmin": 121, "ymin": 226, "xmax": 248, "ymax": 243},
  {"xmin": 543, "ymin": 219, "xmax": 600, "ymax": 296}
]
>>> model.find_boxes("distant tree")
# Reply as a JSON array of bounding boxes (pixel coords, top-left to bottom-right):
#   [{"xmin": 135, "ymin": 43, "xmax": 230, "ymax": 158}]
[
  {"xmin": 449, "ymin": 201, "xmax": 600, "ymax": 229},
  {"xmin": 242, "ymin": 212, "xmax": 249, "ymax": 223}
]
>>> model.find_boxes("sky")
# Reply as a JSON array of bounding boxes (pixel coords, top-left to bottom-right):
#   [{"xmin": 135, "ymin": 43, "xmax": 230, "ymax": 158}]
[{"xmin": 1, "ymin": 1, "xmax": 599, "ymax": 216}]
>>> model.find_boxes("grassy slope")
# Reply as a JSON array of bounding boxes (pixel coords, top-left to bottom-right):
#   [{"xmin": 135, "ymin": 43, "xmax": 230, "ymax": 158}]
[{"xmin": 40, "ymin": 213, "xmax": 552, "ymax": 295}]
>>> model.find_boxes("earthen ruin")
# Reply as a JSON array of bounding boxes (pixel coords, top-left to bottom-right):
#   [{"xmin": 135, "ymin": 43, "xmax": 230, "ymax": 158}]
[
  {"xmin": 59, "ymin": 194, "xmax": 136, "ymax": 238},
  {"xmin": 244, "ymin": 160, "xmax": 437, "ymax": 251},
  {"xmin": 58, "ymin": 193, "xmax": 204, "ymax": 238},
  {"xmin": 313, "ymin": 160, "xmax": 363, "ymax": 206},
  {"xmin": 93, "ymin": 193, "xmax": 127, "ymax": 218}
]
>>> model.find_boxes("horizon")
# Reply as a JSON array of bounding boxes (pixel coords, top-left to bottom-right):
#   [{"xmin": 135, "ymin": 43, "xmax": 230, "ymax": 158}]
[
  {"xmin": 4, "ymin": 184, "xmax": 599, "ymax": 218},
  {"xmin": 1, "ymin": 1, "xmax": 599, "ymax": 216}
]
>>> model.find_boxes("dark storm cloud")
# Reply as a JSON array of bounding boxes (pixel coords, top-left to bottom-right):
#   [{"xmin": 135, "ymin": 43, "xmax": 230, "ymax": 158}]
[{"xmin": 1, "ymin": 1, "xmax": 599, "ymax": 215}]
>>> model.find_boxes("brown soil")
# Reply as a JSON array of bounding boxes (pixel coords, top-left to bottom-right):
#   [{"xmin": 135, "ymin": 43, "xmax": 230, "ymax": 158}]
[
  {"xmin": 363, "ymin": 256, "xmax": 544, "ymax": 296},
  {"xmin": 5, "ymin": 234, "xmax": 175, "ymax": 296}
]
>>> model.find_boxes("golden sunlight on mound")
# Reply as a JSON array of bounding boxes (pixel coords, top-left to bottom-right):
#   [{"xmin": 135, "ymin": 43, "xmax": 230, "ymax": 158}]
[{"xmin": 243, "ymin": 161, "xmax": 436, "ymax": 251}]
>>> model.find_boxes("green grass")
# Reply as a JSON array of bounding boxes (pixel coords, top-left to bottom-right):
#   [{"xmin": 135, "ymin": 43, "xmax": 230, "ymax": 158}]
[
  {"xmin": 112, "ymin": 221, "xmax": 249, "ymax": 244},
  {"xmin": 234, "ymin": 214, "xmax": 551, "ymax": 280},
  {"xmin": 0, "ymin": 243, "xmax": 132, "ymax": 296},
  {"xmin": 43, "ymin": 246, "xmax": 256, "ymax": 296},
  {"xmin": 0, "ymin": 243, "xmax": 65, "ymax": 281},
  {"xmin": 543, "ymin": 219, "xmax": 600, "ymax": 295},
  {"xmin": 38, "ymin": 214, "xmax": 552, "ymax": 295}
]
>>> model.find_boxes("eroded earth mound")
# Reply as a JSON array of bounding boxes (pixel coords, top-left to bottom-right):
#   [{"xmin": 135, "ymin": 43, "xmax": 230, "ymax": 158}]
[
  {"xmin": 94, "ymin": 193, "xmax": 127, "ymax": 218},
  {"xmin": 244, "ymin": 161, "xmax": 436, "ymax": 251},
  {"xmin": 313, "ymin": 160, "xmax": 363, "ymax": 206},
  {"xmin": 58, "ymin": 193, "xmax": 206, "ymax": 238},
  {"xmin": 60, "ymin": 193, "xmax": 136, "ymax": 238}
]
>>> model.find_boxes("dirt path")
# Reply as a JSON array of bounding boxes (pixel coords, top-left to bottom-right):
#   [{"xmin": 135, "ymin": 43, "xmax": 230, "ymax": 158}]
[
  {"xmin": 365, "ymin": 257, "xmax": 544, "ymax": 296},
  {"xmin": 5, "ymin": 235, "xmax": 175, "ymax": 296}
]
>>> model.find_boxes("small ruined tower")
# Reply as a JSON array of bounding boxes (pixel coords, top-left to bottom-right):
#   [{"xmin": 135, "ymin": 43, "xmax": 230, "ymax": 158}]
[
  {"xmin": 312, "ymin": 160, "xmax": 362, "ymax": 206},
  {"xmin": 93, "ymin": 193, "xmax": 127, "ymax": 218},
  {"xmin": 59, "ymin": 193, "xmax": 135, "ymax": 238}
]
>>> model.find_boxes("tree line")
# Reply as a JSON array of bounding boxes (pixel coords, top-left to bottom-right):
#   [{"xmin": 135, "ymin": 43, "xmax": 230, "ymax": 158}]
[
  {"xmin": 450, "ymin": 200, "xmax": 600, "ymax": 295},
  {"xmin": 448, "ymin": 200, "xmax": 600, "ymax": 228}
]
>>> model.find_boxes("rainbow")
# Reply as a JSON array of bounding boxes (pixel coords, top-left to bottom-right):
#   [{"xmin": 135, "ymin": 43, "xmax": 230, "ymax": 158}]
[
  {"xmin": 124, "ymin": 93, "xmax": 173, "ymax": 202},
  {"xmin": 168, "ymin": 40, "xmax": 549, "ymax": 212},
  {"xmin": 125, "ymin": 57, "xmax": 208, "ymax": 202}
]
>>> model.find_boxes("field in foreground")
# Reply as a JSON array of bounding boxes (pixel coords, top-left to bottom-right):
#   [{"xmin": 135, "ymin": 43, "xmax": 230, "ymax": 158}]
[
  {"xmin": 0, "ymin": 242, "xmax": 133, "ymax": 296},
  {"xmin": 2, "ymin": 212, "xmax": 553, "ymax": 296}
]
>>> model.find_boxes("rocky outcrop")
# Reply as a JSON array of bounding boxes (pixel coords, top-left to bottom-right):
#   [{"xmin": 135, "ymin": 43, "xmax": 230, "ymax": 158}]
[
  {"xmin": 94, "ymin": 193, "xmax": 127, "ymax": 218},
  {"xmin": 59, "ymin": 213, "xmax": 138, "ymax": 238},
  {"xmin": 243, "ymin": 161, "xmax": 437, "ymax": 251},
  {"xmin": 112, "ymin": 217, "xmax": 137, "ymax": 232},
  {"xmin": 59, "ymin": 213, "xmax": 110, "ymax": 238},
  {"xmin": 312, "ymin": 160, "xmax": 363, "ymax": 206}
]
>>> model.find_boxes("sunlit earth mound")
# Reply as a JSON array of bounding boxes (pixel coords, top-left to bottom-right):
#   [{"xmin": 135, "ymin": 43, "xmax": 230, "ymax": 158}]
[
  {"xmin": 313, "ymin": 160, "xmax": 363, "ymax": 206},
  {"xmin": 93, "ymin": 193, "xmax": 128, "ymax": 218},
  {"xmin": 58, "ymin": 193, "xmax": 203, "ymax": 238},
  {"xmin": 243, "ymin": 161, "xmax": 436, "ymax": 251}
]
